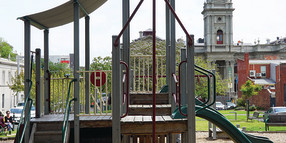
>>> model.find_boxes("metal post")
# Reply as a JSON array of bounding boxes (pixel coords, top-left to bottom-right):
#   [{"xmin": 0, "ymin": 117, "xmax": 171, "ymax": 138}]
[
  {"xmin": 152, "ymin": 0, "xmax": 156, "ymax": 142},
  {"xmin": 165, "ymin": 0, "xmax": 170, "ymax": 85},
  {"xmin": 186, "ymin": 35, "xmax": 195, "ymax": 143},
  {"xmin": 180, "ymin": 48, "xmax": 187, "ymax": 105},
  {"xmin": 73, "ymin": 1, "xmax": 80, "ymax": 142},
  {"xmin": 212, "ymin": 69, "xmax": 216, "ymax": 139},
  {"xmin": 169, "ymin": 0, "xmax": 176, "ymax": 112},
  {"xmin": 85, "ymin": 16, "xmax": 90, "ymax": 114},
  {"xmin": 112, "ymin": 36, "xmax": 121, "ymax": 143},
  {"xmin": 35, "ymin": 49, "xmax": 41, "ymax": 118},
  {"xmin": 44, "ymin": 29, "xmax": 49, "ymax": 115},
  {"xmin": 24, "ymin": 19, "xmax": 31, "ymax": 143},
  {"xmin": 122, "ymin": 0, "xmax": 130, "ymax": 114}
]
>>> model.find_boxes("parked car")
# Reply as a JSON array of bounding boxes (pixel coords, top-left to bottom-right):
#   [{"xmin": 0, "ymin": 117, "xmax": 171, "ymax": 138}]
[
  {"xmin": 226, "ymin": 102, "xmax": 237, "ymax": 109},
  {"xmin": 216, "ymin": 102, "xmax": 226, "ymax": 110},
  {"xmin": 265, "ymin": 107, "xmax": 286, "ymax": 116},
  {"xmin": 10, "ymin": 106, "xmax": 35, "ymax": 124},
  {"xmin": 10, "ymin": 107, "xmax": 23, "ymax": 124}
]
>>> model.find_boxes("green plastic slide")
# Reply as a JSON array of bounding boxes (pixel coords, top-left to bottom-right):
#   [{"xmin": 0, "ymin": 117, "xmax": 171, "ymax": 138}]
[{"xmin": 172, "ymin": 100, "xmax": 273, "ymax": 143}]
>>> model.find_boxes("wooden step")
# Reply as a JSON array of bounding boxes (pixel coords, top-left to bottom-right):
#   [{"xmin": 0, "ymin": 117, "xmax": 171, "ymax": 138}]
[
  {"xmin": 129, "ymin": 104, "xmax": 171, "ymax": 116},
  {"xmin": 36, "ymin": 121, "xmax": 63, "ymax": 131},
  {"xmin": 130, "ymin": 93, "xmax": 169, "ymax": 105},
  {"xmin": 34, "ymin": 131, "xmax": 62, "ymax": 143},
  {"xmin": 121, "ymin": 115, "xmax": 187, "ymax": 134}
]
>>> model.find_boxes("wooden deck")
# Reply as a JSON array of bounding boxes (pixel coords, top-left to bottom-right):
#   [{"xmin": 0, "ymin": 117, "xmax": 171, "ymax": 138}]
[
  {"xmin": 31, "ymin": 114, "xmax": 112, "ymax": 128},
  {"xmin": 121, "ymin": 116, "xmax": 187, "ymax": 135},
  {"xmin": 30, "ymin": 114, "xmax": 187, "ymax": 133}
]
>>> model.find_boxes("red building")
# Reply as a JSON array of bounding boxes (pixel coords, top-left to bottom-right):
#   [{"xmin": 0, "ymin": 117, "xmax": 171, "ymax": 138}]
[{"xmin": 237, "ymin": 53, "xmax": 286, "ymax": 109}]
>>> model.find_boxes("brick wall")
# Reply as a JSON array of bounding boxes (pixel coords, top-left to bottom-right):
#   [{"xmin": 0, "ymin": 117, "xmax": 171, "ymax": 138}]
[
  {"xmin": 277, "ymin": 63, "xmax": 286, "ymax": 106},
  {"xmin": 248, "ymin": 89, "xmax": 270, "ymax": 109}
]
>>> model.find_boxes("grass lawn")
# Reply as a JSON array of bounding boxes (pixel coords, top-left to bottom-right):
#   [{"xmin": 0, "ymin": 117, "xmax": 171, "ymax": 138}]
[
  {"xmin": 196, "ymin": 109, "xmax": 286, "ymax": 132},
  {"xmin": 0, "ymin": 130, "xmax": 16, "ymax": 138}
]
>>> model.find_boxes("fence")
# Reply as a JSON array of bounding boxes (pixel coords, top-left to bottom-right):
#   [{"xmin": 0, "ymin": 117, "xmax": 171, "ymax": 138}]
[
  {"xmin": 130, "ymin": 55, "xmax": 166, "ymax": 93},
  {"xmin": 49, "ymin": 70, "xmax": 112, "ymax": 115}
]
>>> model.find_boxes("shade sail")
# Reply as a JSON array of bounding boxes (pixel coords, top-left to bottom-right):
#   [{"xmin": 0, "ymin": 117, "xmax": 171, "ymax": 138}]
[{"xmin": 19, "ymin": 0, "xmax": 107, "ymax": 30}]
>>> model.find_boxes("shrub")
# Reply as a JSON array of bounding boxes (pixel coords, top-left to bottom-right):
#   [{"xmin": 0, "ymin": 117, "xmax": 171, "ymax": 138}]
[
  {"xmin": 249, "ymin": 105, "xmax": 256, "ymax": 111},
  {"xmin": 234, "ymin": 106, "xmax": 245, "ymax": 110},
  {"xmin": 237, "ymin": 98, "xmax": 245, "ymax": 107},
  {"xmin": 256, "ymin": 106, "xmax": 265, "ymax": 110}
]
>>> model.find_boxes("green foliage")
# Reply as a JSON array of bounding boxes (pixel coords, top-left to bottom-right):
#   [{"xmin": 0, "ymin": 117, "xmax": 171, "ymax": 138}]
[
  {"xmin": 240, "ymin": 80, "xmax": 262, "ymax": 101},
  {"xmin": 249, "ymin": 105, "xmax": 256, "ymax": 111},
  {"xmin": 237, "ymin": 98, "xmax": 246, "ymax": 107},
  {"xmin": 8, "ymin": 70, "xmax": 25, "ymax": 95},
  {"xmin": 90, "ymin": 56, "xmax": 111, "ymax": 70},
  {"xmin": 0, "ymin": 38, "xmax": 16, "ymax": 61},
  {"xmin": 256, "ymin": 106, "xmax": 265, "ymax": 110},
  {"xmin": 195, "ymin": 57, "xmax": 227, "ymax": 100}
]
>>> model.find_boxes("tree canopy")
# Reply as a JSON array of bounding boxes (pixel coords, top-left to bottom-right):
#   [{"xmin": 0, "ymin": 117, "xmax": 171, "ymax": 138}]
[
  {"xmin": 237, "ymin": 80, "xmax": 262, "ymax": 106},
  {"xmin": 0, "ymin": 38, "xmax": 16, "ymax": 61}
]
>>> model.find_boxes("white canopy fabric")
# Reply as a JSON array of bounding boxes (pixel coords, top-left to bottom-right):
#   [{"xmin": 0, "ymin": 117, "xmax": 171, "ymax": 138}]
[{"xmin": 19, "ymin": 0, "xmax": 107, "ymax": 30}]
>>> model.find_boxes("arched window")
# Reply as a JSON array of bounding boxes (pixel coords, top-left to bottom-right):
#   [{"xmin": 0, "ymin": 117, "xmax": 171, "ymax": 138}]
[{"xmin": 217, "ymin": 30, "xmax": 223, "ymax": 44}]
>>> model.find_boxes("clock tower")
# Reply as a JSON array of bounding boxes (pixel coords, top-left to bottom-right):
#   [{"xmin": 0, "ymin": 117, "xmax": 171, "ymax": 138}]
[{"xmin": 202, "ymin": 0, "xmax": 235, "ymax": 52}]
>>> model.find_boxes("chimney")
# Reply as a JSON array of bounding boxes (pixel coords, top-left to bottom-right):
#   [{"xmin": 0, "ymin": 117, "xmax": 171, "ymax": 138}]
[
  {"xmin": 139, "ymin": 31, "xmax": 143, "ymax": 38},
  {"xmin": 266, "ymin": 39, "xmax": 270, "ymax": 44}
]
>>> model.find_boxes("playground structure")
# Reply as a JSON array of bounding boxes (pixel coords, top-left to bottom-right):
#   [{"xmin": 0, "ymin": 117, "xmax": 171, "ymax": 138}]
[{"xmin": 16, "ymin": 0, "xmax": 273, "ymax": 143}]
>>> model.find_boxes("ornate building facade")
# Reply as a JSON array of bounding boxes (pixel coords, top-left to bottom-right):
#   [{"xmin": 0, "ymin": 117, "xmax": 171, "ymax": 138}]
[{"xmin": 195, "ymin": 0, "xmax": 286, "ymax": 100}]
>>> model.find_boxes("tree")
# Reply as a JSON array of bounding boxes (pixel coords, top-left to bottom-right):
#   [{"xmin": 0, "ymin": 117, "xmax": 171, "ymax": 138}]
[
  {"xmin": 238, "ymin": 80, "xmax": 262, "ymax": 106},
  {"xmin": 0, "ymin": 38, "xmax": 16, "ymax": 61},
  {"xmin": 195, "ymin": 57, "xmax": 227, "ymax": 100},
  {"xmin": 90, "ymin": 56, "xmax": 111, "ymax": 70},
  {"xmin": 8, "ymin": 70, "xmax": 25, "ymax": 96}
]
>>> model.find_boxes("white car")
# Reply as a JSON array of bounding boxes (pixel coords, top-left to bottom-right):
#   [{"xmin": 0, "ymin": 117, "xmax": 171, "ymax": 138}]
[
  {"xmin": 10, "ymin": 106, "xmax": 35, "ymax": 124},
  {"xmin": 216, "ymin": 102, "xmax": 226, "ymax": 110},
  {"xmin": 10, "ymin": 107, "xmax": 23, "ymax": 123}
]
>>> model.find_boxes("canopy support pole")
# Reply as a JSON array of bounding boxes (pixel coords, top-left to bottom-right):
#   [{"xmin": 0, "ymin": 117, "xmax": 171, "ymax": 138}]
[
  {"xmin": 85, "ymin": 16, "xmax": 90, "ymax": 114},
  {"xmin": 24, "ymin": 19, "xmax": 31, "ymax": 143},
  {"xmin": 44, "ymin": 29, "xmax": 50, "ymax": 115},
  {"xmin": 73, "ymin": 1, "xmax": 80, "ymax": 142}
]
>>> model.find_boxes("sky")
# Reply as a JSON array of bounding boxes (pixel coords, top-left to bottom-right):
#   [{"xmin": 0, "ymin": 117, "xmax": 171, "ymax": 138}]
[{"xmin": 1, "ymin": 0, "xmax": 286, "ymax": 66}]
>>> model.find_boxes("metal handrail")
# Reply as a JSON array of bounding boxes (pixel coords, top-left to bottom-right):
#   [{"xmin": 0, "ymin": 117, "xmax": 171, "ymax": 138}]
[
  {"xmin": 62, "ymin": 79, "xmax": 76, "ymax": 143},
  {"xmin": 16, "ymin": 80, "xmax": 33, "ymax": 143},
  {"xmin": 176, "ymin": 61, "xmax": 213, "ymax": 116},
  {"xmin": 120, "ymin": 61, "xmax": 129, "ymax": 118},
  {"xmin": 62, "ymin": 98, "xmax": 76, "ymax": 143},
  {"xmin": 194, "ymin": 65, "xmax": 216, "ymax": 113},
  {"xmin": 122, "ymin": 74, "xmax": 126, "ymax": 105},
  {"xmin": 172, "ymin": 73, "xmax": 178, "ymax": 105},
  {"xmin": 194, "ymin": 69, "xmax": 211, "ymax": 106}
]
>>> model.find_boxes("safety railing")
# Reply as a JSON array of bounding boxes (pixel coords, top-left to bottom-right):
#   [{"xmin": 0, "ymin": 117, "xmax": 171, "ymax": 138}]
[
  {"xmin": 16, "ymin": 80, "xmax": 33, "ymax": 143},
  {"xmin": 194, "ymin": 65, "xmax": 216, "ymax": 113},
  {"xmin": 130, "ymin": 55, "xmax": 166, "ymax": 93},
  {"xmin": 62, "ymin": 79, "xmax": 76, "ymax": 143},
  {"xmin": 49, "ymin": 70, "xmax": 112, "ymax": 115},
  {"xmin": 120, "ymin": 61, "xmax": 129, "ymax": 118},
  {"xmin": 174, "ymin": 61, "xmax": 215, "ymax": 117}
]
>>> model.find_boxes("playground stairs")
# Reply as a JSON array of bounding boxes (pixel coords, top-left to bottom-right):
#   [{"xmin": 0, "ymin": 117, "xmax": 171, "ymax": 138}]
[
  {"xmin": 129, "ymin": 93, "xmax": 171, "ymax": 116},
  {"xmin": 121, "ymin": 93, "xmax": 187, "ymax": 143},
  {"xmin": 29, "ymin": 122, "xmax": 68, "ymax": 143}
]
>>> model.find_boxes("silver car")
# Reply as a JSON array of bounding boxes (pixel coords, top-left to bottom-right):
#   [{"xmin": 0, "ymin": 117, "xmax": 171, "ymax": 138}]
[
  {"xmin": 216, "ymin": 102, "xmax": 226, "ymax": 110},
  {"xmin": 266, "ymin": 107, "xmax": 286, "ymax": 115}
]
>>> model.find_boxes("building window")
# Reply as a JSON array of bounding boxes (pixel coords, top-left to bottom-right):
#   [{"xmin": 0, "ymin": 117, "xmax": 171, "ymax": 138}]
[
  {"xmin": 2, "ymin": 94, "xmax": 4, "ymax": 108},
  {"xmin": 217, "ymin": 30, "xmax": 223, "ymax": 44},
  {"xmin": 261, "ymin": 66, "xmax": 266, "ymax": 77},
  {"xmin": 2, "ymin": 71, "xmax": 4, "ymax": 84},
  {"xmin": 8, "ymin": 72, "xmax": 11, "ymax": 84}
]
